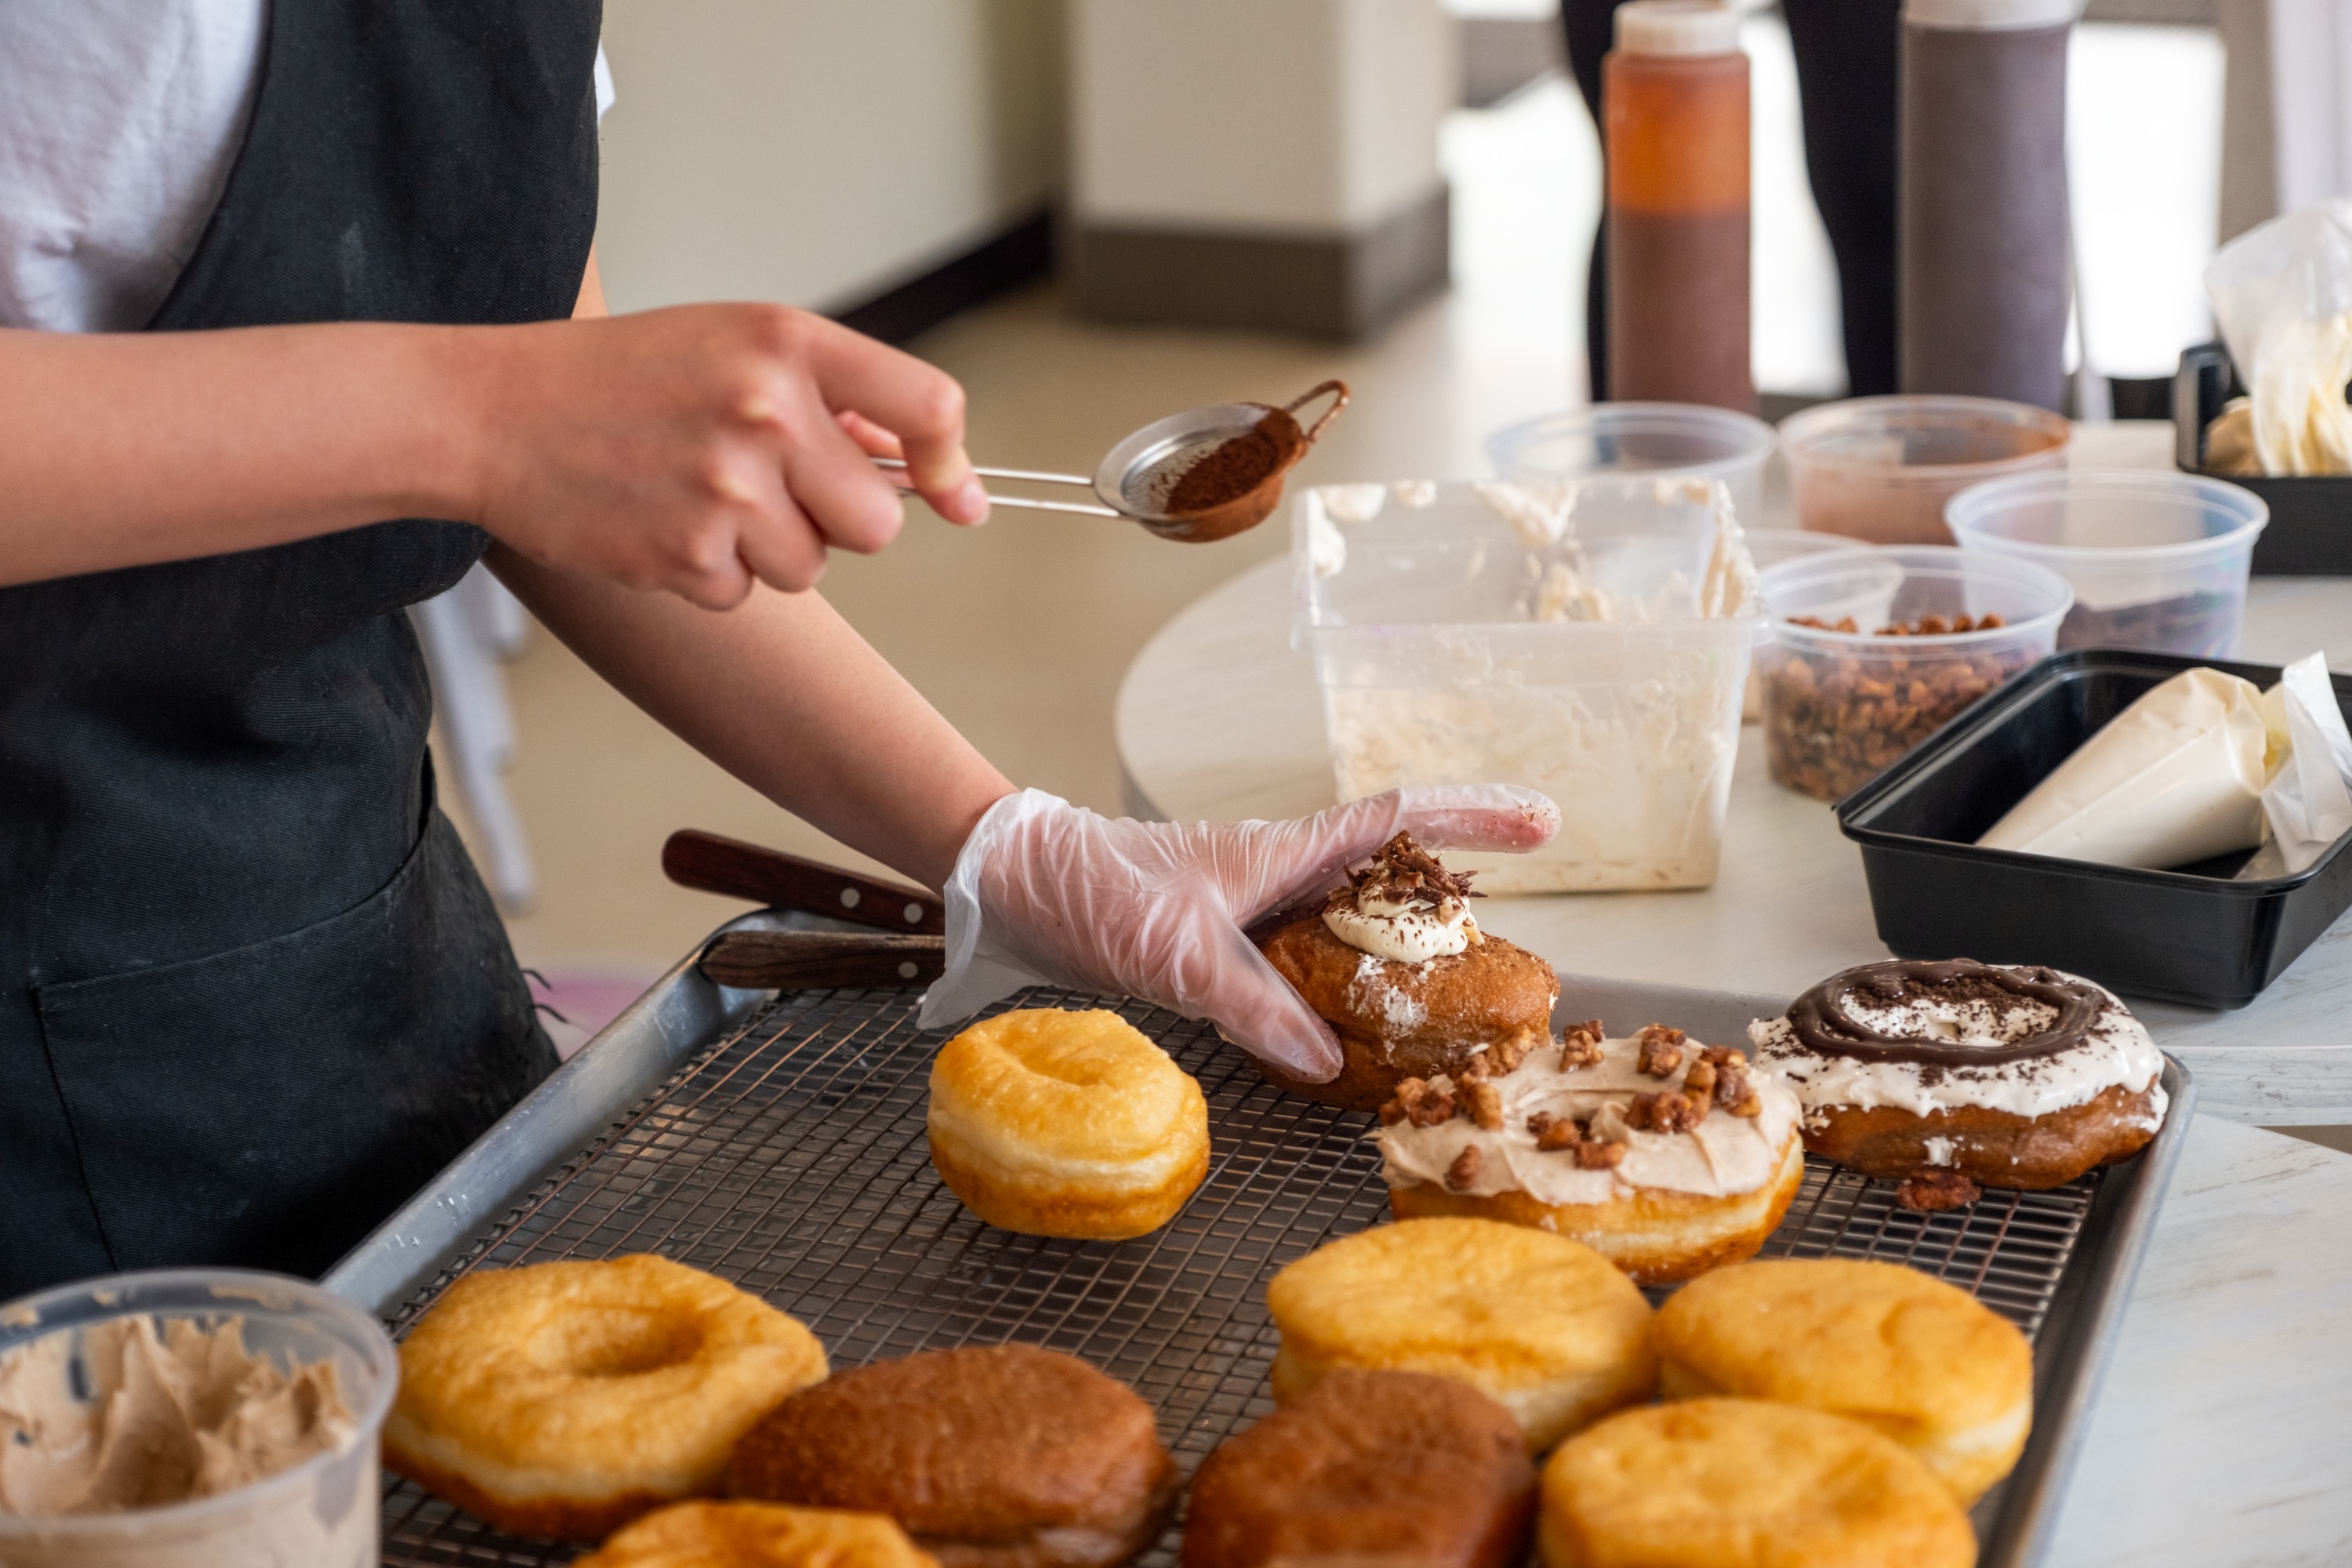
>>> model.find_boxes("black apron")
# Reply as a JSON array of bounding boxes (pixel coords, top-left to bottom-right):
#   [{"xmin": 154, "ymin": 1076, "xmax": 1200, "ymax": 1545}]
[{"xmin": 0, "ymin": 0, "xmax": 602, "ymax": 1296}]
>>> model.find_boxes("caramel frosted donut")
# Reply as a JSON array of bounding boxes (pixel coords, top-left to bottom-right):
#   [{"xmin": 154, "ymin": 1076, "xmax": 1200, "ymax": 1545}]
[
  {"xmin": 1181, "ymin": 1369, "xmax": 1536, "ymax": 1568},
  {"xmin": 1257, "ymin": 833, "xmax": 1559, "ymax": 1111},
  {"xmin": 727, "ymin": 1345, "xmax": 1178, "ymax": 1568},
  {"xmin": 1539, "ymin": 1400, "xmax": 1975, "ymax": 1568},
  {"xmin": 1265, "ymin": 1218, "xmax": 1655, "ymax": 1454},
  {"xmin": 1656, "ymin": 1259, "xmax": 2033, "ymax": 1504},
  {"xmin": 575, "ymin": 1501, "xmax": 939, "ymax": 1568},
  {"xmin": 1381, "ymin": 1025, "xmax": 1805, "ymax": 1283},
  {"xmin": 1750, "ymin": 957, "xmax": 2168, "ymax": 1191},
  {"xmin": 927, "ymin": 1008, "xmax": 1209, "ymax": 1240},
  {"xmin": 383, "ymin": 1254, "xmax": 829, "ymax": 1541}
]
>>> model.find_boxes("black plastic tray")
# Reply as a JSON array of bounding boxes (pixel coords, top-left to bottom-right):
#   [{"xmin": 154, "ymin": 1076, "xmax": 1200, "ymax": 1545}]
[
  {"xmin": 2174, "ymin": 342, "xmax": 2352, "ymax": 575},
  {"xmin": 1836, "ymin": 648, "xmax": 2352, "ymax": 1007}
]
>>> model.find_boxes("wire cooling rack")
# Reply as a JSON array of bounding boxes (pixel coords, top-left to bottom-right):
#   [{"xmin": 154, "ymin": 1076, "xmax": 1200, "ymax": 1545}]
[{"xmin": 377, "ymin": 982, "xmax": 2101, "ymax": 1566}]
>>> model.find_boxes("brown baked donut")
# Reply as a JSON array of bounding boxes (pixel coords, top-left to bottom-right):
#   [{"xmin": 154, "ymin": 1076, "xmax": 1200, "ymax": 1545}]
[
  {"xmin": 1750, "ymin": 958, "xmax": 2169, "ymax": 1192},
  {"xmin": 1181, "ymin": 1369, "xmax": 1536, "ymax": 1568},
  {"xmin": 726, "ymin": 1345, "xmax": 1176, "ymax": 1568}
]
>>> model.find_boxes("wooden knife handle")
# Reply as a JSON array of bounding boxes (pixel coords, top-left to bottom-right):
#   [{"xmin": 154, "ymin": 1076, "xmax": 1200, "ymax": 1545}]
[
  {"xmin": 699, "ymin": 930, "xmax": 946, "ymax": 992},
  {"xmin": 662, "ymin": 829, "xmax": 945, "ymax": 935}
]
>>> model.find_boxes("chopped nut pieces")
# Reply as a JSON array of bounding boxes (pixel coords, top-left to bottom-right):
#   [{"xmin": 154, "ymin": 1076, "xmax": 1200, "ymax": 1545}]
[
  {"xmin": 1465, "ymin": 1080, "xmax": 1504, "ymax": 1131},
  {"xmin": 1486, "ymin": 1029, "xmax": 1537, "ymax": 1075},
  {"xmin": 1574, "ymin": 1140, "xmax": 1628, "ymax": 1171},
  {"xmin": 1394, "ymin": 1076, "xmax": 1455, "ymax": 1128},
  {"xmin": 1559, "ymin": 1021, "xmax": 1605, "ymax": 1069},
  {"xmin": 1526, "ymin": 1111, "xmax": 1582, "ymax": 1151},
  {"xmin": 1762, "ymin": 630, "xmax": 2038, "ymax": 802},
  {"xmin": 1896, "ymin": 1170, "xmax": 1982, "ymax": 1211},
  {"xmin": 1377, "ymin": 1098, "xmax": 1406, "ymax": 1127},
  {"xmin": 1787, "ymin": 613, "xmax": 2009, "ymax": 636},
  {"xmin": 1635, "ymin": 1024, "xmax": 1686, "ymax": 1077},
  {"xmin": 1716, "ymin": 1067, "xmax": 1762, "ymax": 1117},
  {"xmin": 1445, "ymin": 1145, "xmax": 1483, "ymax": 1192},
  {"xmin": 1682, "ymin": 1058, "xmax": 1717, "ymax": 1098},
  {"xmin": 1625, "ymin": 1091, "xmax": 1707, "ymax": 1136}
]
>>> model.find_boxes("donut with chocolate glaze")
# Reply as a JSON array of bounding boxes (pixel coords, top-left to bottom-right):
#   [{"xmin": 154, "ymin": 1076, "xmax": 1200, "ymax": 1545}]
[
  {"xmin": 1749, "ymin": 959, "xmax": 2168, "ymax": 1191},
  {"xmin": 1254, "ymin": 834, "xmax": 1559, "ymax": 1112}
]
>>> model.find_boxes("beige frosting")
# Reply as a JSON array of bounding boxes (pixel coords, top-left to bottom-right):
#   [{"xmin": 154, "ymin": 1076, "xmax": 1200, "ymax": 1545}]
[
  {"xmin": 0, "ymin": 1316, "xmax": 355, "ymax": 1519},
  {"xmin": 1377, "ymin": 1033, "xmax": 1802, "ymax": 1204}
]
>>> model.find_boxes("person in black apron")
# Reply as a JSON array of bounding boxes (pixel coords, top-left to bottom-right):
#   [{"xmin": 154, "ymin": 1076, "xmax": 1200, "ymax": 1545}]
[{"xmin": 0, "ymin": 2, "xmax": 1559, "ymax": 1302}]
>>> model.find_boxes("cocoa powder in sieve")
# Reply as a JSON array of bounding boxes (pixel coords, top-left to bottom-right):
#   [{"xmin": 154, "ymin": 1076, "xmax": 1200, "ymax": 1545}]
[{"xmin": 1165, "ymin": 423, "xmax": 1287, "ymax": 515}]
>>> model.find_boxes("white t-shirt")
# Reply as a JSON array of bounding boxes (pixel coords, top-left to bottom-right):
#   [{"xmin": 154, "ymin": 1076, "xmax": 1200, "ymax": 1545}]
[{"xmin": 0, "ymin": 2, "xmax": 612, "ymax": 334}]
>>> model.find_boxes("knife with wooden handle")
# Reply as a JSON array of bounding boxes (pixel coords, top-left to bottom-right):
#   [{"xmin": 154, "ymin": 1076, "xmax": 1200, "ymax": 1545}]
[
  {"xmin": 662, "ymin": 829, "xmax": 945, "ymax": 935},
  {"xmin": 697, "ymin": 929, "xmax": 946, "ymax": 993}
]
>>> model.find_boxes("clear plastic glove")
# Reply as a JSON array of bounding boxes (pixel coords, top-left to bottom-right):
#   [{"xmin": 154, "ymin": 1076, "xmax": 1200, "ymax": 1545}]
[{"xmin": 918, "ymin": 786, "xmax": 1560, "ymax": 1082}]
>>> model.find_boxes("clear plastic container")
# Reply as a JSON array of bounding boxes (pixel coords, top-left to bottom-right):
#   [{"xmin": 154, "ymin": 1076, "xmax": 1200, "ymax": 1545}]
[
  {"xmin": 0, "ymin": 1269, "xmax": 396, "ymax": 1568},
  {"xmin": 1739, "ymin": 531, "xmax": 1886, "ymax": 720},
  {"xmin": 1294, "ymin": 478, "xmax": 1759, "ymax": 891},
  {"xmin": 1486, "ymin": 403, "xmax": 1777, "ymax": 533},
  {"xmin": 1945, "ymin": 470, "xmax": 2269, "ymax": 659},
  {"xmin": 1779, "ymin": 394, "xmax": 2071, "ymax": 545},
  {"xmin": 1756, "ymin": 546, "xmax": 2073, "ymax": 801}
]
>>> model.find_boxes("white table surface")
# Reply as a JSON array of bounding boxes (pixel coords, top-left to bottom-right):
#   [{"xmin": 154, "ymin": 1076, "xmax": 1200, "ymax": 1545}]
[{"xmin": 1113, "ymin": 423, "xmax": 2352, "ymax": 1559}]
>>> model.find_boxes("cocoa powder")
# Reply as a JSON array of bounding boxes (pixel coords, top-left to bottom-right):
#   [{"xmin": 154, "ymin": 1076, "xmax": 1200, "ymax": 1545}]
[{"xmin": 1165, "ymin": 424, "xmax": 1286, "ymax": 515}]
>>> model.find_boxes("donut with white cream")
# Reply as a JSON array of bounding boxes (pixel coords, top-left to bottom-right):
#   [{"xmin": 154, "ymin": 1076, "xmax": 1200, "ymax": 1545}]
[
  {"xmin": 1748, "ymin": 958, "xmax": 2168, "ymax": 1203},
  {"xmin": 1380, "ymin": 1022, "xmax": 1807, "ymax": 1284}
]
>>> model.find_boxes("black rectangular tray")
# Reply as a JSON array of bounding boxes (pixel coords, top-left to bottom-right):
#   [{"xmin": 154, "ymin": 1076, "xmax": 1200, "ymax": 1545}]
[
  {"xmin": 330, "ymin": 939, "xmax": 2193, "ymax": 1568},
  {"xmin": 2174, "ymin": 342, "xmax": 2352, "ymax": 575},
  {"xmin": 1838, "ymin": 647, "xmax": 2352, "ymax": 1007}
]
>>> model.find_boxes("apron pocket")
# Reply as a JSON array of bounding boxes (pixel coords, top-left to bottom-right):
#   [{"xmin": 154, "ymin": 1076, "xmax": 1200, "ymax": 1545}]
[{"xmin": 35, "ymin": 811, "xmax": 551, "ymax": 1277}]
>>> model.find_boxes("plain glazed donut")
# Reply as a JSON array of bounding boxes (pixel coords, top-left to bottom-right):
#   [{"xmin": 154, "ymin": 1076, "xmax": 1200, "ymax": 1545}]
[
  {"xmin": 575, "ymin": 1501, "xmax": 940, "ymax": 1568},
  {"xmin": 927, "ymin": 1008, "xmax": 1209, "ymax": 1240},
  {"xmin": 383, "ymin": 1254, "xmax": 829, "ymax": 1541}
]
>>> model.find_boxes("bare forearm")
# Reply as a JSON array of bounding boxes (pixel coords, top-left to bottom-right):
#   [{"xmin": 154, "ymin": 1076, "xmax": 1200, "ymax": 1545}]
[
  {"xmin": 488, "ymin": 545, "xmax": 1013, "ymax": 890},
  {"xmin": 0, "ymin": 323, "xmax": 481, "ymax": 586}
]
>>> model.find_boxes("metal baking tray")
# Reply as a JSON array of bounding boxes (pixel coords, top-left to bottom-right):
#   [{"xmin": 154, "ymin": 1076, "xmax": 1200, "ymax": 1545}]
[{"xmin": 328, "ymin": 922, "xmax": 2194, "ymax": 1568}]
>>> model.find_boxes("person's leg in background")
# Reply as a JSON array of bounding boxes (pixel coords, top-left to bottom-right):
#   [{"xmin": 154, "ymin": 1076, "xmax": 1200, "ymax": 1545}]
[
  {"xmin": 1781, "ymin": 0, "xmax": 1903, "ymax": 397},
  {"xmin": 1560, "ymin": 0, "xmax": 1625, "ymax": 401}
]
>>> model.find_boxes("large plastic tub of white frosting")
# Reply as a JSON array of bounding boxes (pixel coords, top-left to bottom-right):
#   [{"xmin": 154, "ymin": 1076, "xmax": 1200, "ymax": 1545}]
[
  {"xmin": 0, "ymin": 1269, "xmax": 395, "ymax": 1568},
  {"xmin": 1292, "ymin": 479, "xmax": 1760, "ymax": 892}
]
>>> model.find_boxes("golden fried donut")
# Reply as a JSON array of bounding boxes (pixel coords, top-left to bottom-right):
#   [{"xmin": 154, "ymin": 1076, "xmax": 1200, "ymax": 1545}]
[
  {"xmin": 383, "ymin": 1254, "xmax": 828, "ymax": 1541},
  {"xmin": 1181, "ymin": 1368, "xmax": 1536, "ymax": 1568},
  {"xmin": 927, "ymin": 1008, "xmax": 1209, "ymax": 1240},
  {"xmin": 1539, "ymin": 1400, "xmax": 1975, "ymax": 1568},
  {"xmin": 1655, "ymin": 1258, "xmax": 2033, "ymax": 1504},
  {"xmin": 1381, "ymin": 1025, "xmax": 1806, "ymax": 1283},
  {"xmin": 575, "ymin": 1501, "xmax": 939, "ymax": 1568},
  {"xmin": 1265, "ymin": 1218, "xmax": 1655, "ymax": 1453},
  {"xmin": 1751, "ymin": 958, "xmax": 2168, "ymax": 1190},
  {"xmin": 1254, "ymin": 832, "xmax": 1559, "ymax": 1112},
  {"xmin": 727, "ymin": 1344, "xmax": 1178, "ymax": 1568}
]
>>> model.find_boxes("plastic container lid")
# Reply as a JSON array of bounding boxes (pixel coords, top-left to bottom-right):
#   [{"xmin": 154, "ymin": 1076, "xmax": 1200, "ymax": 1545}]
[
  {"xmin": 1615, "ymin": 0, "xmax": 1744, "ymax": 56},
  {"xmin": 1904, "ymin": 0, "xmax": 2078, "ymax": 30}
]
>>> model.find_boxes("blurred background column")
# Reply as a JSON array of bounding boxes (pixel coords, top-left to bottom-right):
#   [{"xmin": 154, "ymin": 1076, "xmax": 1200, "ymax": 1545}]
[{"xmin": 1067, "ymin": 0, "xmax": 1461, "ymax": 339}]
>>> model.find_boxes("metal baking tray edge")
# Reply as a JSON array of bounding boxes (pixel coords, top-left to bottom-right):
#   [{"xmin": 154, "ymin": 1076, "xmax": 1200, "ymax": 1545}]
[{"xmin": 327, "ymin": 955, "xmax": 2195, "ymax": 1568}]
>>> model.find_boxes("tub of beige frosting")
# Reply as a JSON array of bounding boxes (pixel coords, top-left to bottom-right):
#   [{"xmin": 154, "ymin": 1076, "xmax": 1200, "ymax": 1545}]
[{"xmin": 0, "ymin": 1269, "xmax": 395, "ymax": 1568}]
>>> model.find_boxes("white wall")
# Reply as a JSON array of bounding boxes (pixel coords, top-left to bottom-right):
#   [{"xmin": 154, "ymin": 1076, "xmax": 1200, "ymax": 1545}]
[
  {"xmin": 594, "ymin": 0, "xmax": 1065, "ymax": 314},
  {"xmin": 1071, "ymin": 0, "xmax": 1456, "ymax": 235}
]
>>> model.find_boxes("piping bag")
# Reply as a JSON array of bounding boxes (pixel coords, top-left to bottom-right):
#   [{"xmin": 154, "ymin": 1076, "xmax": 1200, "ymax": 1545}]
[{"xmin": 1976, "ymin": 655, "xmax": 2352, "ymax": 874}]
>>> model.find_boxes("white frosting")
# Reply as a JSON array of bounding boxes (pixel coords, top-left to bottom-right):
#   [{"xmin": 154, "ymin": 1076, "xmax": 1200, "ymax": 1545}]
[
  {"xmin": 1322, "ymin": 892, "xmax": 1479, "ymax": 964},
  {"xmin": 1345, "ymin": 952, "xmax": 1429, "ymax": 1032},
  {"xmin": 1317, "ymin": 483, "xmax": 1389, "ymax": 524},
  {"xmin": 1747, "ymin": 969, "xmax": 2168, "ymax": 1123},
  {"xmin": 1377, "ymin": 1034, "xmax": 1802, "ymax": 1204},
  {"xmin": 1392, "ymin": 479, "xmax": 1439, "ymax": 508},
  {"xmin": 1472, "ymin": 479, "xmax": 1574, "ymax": 548}
]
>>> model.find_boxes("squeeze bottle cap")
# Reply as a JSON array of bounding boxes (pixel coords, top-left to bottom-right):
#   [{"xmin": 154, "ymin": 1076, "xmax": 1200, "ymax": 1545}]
[
  {"xmin": 1904, "ymin": 0, "xmax": 2078, "ymax": 29},
  {"xmin": 1613, "ymin": 0, "xmax": 1744, "ymax": 56}
]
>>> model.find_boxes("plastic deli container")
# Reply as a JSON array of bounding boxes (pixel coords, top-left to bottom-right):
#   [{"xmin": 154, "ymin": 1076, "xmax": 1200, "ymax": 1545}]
[
  {"xmin": 1486, "ymin": 403, "xmax": 1777, "ymax": 532},
  {"xmin": 1839, "ymin": 649, "xmax": 2352, "ymax": 1007},
  {"xmin": 0, "ymin": 1269, "xmax": 396, "ymax": 1568},
  {"xmin": 1739, "ymin": 531, "xmax": 1881, "ymax": 720},
  {"xmin": 1780, "ymin": 394, "xmax": 2071, "ymax": 544},
  {"xmin": 1294, "ymin": 479, "xmax": 1759, "ymax": 892},
  {"xmin": 1946, "ymin": 470, "xmax": 2267, "ymax": 659},
  {"xmin": 1757, "ymin": 546, "xmax": 2072, "ymax": 802}
]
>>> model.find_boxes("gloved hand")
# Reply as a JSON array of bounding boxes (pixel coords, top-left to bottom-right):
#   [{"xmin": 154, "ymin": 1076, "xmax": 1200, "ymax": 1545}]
[{"xmin": 919, "ymin": 786, "xmax": 1559, "ymax": 1082}]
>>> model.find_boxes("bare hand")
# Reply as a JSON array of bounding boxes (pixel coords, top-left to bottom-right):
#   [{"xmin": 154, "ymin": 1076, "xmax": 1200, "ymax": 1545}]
[{"xmin": 463, "ymin": 304, "xmax": 986, "ymax": 608}]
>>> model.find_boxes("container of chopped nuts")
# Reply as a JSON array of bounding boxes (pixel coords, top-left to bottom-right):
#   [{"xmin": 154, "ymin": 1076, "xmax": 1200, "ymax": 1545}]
[{"xmin": 1757, "ymin": 546, "xmax": 2072, "ymax": 801}]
